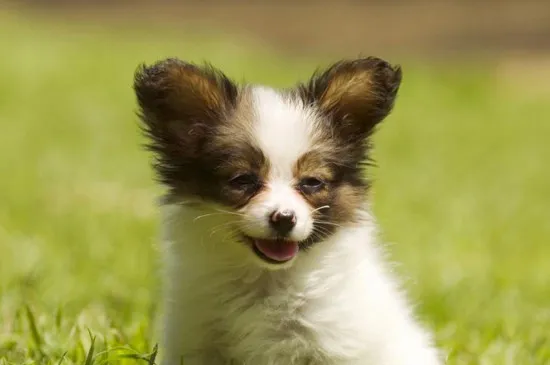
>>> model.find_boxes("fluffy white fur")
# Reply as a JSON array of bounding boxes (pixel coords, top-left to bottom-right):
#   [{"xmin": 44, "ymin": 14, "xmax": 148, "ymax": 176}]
[{"xmin": 156, "ymin": 87, "xmax": 442, "ymax": 365}]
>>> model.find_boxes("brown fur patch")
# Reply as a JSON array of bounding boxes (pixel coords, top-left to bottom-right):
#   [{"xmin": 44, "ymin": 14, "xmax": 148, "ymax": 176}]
[
  {"xmin": 134, "ymin": 60, "xmax": 269, "ymax": 207},
  {"xmin": 293, "ymin": 150, "xmax": 335, "ymax": 182},
  {"xmin": 291, "ymin": 57, "xmax": 402, "ymax": 246},
  {"xmin": 292, "ymin": 148, "xmax": 366, "ymax": 247},
  {"xmin": 298, "ymin": 57, "xmax": 402, "ymax": 144}
]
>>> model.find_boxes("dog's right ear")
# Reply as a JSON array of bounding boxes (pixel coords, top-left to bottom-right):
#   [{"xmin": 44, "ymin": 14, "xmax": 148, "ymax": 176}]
[
  {"xmin": 298, "ymin": 57, "xmax": 402, "ymax": 144},
  {"xmin": 133, "ymin": 58, "xmax": 238, "ymax": 156}
]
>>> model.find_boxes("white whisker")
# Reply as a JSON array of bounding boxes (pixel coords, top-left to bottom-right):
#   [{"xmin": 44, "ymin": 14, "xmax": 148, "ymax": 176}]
[
  {"xmin": 213, "ymin": 208, "xmax": 248, "ymax": 217},
  {"xmin": 311, "ymin": 205, "xmax": 330, "ymax": 214},
  {"xmin": 193, "ymin": 212, "xmax": 233, "ymax": 222}
]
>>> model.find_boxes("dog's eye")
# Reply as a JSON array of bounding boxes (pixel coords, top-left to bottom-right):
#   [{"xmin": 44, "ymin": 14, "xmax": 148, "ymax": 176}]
[
  {"xmin": 229, "ymin": 173, "xmax": 260, "ymax": 191},
  {"xmin": 298, "ymin": 177, "xmax": 325, "ymax": 194}
]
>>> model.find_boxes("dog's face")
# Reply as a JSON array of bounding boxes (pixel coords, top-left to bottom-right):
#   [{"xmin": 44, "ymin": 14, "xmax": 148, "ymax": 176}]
[{"xmin": 134, "ymin": 58, "xmax": 401, "ymax": 268}]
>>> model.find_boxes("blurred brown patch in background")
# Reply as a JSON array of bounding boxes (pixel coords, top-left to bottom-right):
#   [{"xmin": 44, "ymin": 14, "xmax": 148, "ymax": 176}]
[
  {"xmin": 5, "ymin": 0, "xmax": 550, "ymax": 95},
  {"xmin": 11, "ymin": 1, "xmax": 550, "ymax": 57}
]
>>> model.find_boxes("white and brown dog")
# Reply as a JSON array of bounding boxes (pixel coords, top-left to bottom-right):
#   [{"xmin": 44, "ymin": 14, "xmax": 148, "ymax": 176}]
[{"xmin": 134, "ymin": 57, "xmax": 442, "ymax": 365}]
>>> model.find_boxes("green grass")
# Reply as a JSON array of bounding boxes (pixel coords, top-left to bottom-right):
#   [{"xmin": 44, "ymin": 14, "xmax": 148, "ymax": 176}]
[{"xmin": 1, "ymin": 11, "xmax": 549, "ymax": 365}]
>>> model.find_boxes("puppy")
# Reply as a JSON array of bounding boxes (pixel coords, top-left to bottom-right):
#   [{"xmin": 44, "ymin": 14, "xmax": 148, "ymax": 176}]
[{"xmin": 134, "ymin": 57, "xmax": 442, "ymax": 365}]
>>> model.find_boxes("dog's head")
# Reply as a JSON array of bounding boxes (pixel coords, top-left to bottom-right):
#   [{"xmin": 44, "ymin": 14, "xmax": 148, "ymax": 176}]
[{"xmin": 134, "ymin": 58, "xmax": 401, "ymax": 269}]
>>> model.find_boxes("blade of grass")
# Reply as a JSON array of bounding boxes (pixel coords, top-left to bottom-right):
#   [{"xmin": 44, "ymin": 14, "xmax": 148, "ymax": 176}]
[
  {"xmin": 118, "ymin": 353, "xmax": 150, "ymax": 362},
  {"xmin": 57, "ymin": 351, "xmax": 67, "ymax": 365},
  {"xmin": 83, "ymin": 330, "xmax": 96, "ymax": 365},
  {"xmin": 55, "ymin": 306, "xmax": 63, "ymax": 330},
  {"xmin": 25, "ymin": 305, "xmax": 44, "ymax": 357},
  {"xmin": 148, "ymin": 344, "xmax": 158, "ymax": 365}
]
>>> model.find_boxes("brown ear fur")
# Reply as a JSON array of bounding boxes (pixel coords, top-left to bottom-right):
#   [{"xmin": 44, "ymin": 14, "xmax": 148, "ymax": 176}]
[
  {"xmin": 299, "ymin": 57, "xmax": 402, "ymax": 142},
  {"xmin": 133, "ymin": 59, "xmax": 239, "ymax": 192},
  {"xmin": 133, "ymin": 58, "xmax": 238, "ymax": 156}
]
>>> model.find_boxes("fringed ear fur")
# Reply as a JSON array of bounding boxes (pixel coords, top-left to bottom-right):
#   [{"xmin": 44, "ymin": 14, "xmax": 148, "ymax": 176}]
[
  {"xmin": 133, "ymin": 58, "xmax": 238, "ymax": 156},
  {"xmin": 299, "ymin": 57, "xmax": 402, "ymax": 142},
  {"xmin": 133, "ymin": 58, "xmax": 239, "ymax": 190}
]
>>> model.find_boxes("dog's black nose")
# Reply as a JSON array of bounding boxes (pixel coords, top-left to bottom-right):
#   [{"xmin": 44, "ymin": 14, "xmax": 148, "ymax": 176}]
[{"xmin": 269, "ymin": 209, "xmax": 296, "ymax": 236}]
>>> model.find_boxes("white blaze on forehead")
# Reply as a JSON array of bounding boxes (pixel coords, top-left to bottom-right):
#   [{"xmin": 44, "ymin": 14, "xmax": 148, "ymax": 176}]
[{"xmin": 251, "ymin": 86, "xmax": 317, "ymax": 180}]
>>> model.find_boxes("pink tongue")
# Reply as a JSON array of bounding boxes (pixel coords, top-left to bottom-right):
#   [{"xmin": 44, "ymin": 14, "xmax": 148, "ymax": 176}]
[{"xmin": 254, "ymin": 239, "xmax": 299, "ymax": 262}]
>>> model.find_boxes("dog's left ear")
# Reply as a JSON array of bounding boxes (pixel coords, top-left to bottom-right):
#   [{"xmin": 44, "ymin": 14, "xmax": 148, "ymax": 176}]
[{"xmin": 299, "ymin": 57, "xmax": 402, "ymax": 142}]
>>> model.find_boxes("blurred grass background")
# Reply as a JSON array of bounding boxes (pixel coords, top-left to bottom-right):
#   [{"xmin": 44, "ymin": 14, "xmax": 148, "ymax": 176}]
[{"xmin": 0, "ymin": 2, "xmax": 549, "ymax": 364}]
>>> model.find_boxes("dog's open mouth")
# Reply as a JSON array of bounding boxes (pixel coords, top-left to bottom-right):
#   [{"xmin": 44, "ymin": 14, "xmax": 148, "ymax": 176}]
[{"xmin": 245, "ymin": 237, "xmax": 299, "ymax": 264}]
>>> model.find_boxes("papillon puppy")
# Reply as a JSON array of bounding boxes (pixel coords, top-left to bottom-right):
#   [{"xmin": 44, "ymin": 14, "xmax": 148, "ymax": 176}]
[{"xmin": 134, "ymin": 57, "xmax": 442, "ymax": 365}]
